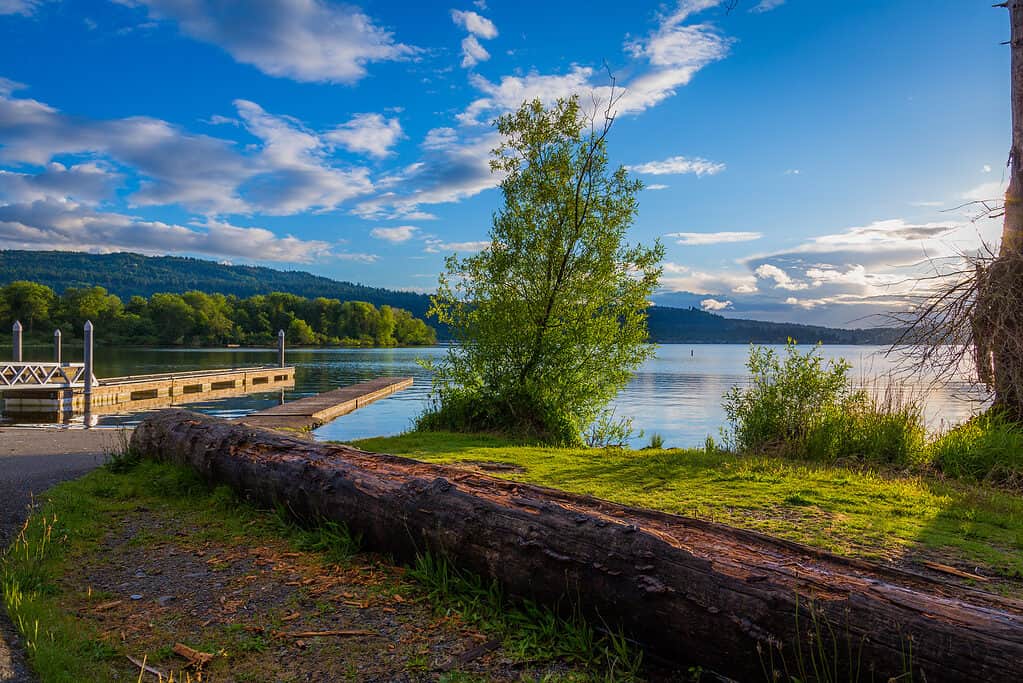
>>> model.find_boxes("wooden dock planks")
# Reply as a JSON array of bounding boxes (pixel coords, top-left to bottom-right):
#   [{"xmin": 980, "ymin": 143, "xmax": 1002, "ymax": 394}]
[
  {"xmin": 237, "ymin": 376, "xmax": 413, "ymax": 431},
  {"xmin": 1, "ymin": 366, "xmax": 296, "ymax": 416}
]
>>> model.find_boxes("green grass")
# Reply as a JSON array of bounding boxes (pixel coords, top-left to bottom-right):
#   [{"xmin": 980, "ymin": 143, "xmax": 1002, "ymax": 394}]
[
  {"xmin": 0, "ymin": 460, "xmax": 273, "ymax": 681},
  {"xmin": 351, "ymin": 431, "xmax": 1023, "ymax": 585}
]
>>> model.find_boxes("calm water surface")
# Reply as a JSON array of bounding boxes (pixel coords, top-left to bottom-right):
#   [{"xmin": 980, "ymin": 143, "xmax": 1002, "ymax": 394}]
[{"xmin": 2, "ymin": 344, "xmax": 984, "ymax": 448}]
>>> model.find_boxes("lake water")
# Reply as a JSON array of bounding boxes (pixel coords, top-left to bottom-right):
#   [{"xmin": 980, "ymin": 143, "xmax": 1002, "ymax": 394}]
[{"xmin": 1, "ymin": 344, "xmax": 985, "ymax": 448}]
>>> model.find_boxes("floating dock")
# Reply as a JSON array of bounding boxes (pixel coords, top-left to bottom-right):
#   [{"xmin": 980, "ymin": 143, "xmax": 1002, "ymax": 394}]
[
  {"xmin": 238, "ymin": 376, "xmax": 413, "ymax": 431},
  {"xmin": 1, "ymin": 365, "xmax": 295, "ymax": 421}
]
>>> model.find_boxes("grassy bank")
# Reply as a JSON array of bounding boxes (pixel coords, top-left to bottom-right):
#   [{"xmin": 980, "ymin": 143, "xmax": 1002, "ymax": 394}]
[
  {"xmin": 353, "ymin": 432, "xmax": 1023, "ymax": 592},
  {"xmin": 0, "ymin": 456, "xmax": 642, "ymax": 682}
]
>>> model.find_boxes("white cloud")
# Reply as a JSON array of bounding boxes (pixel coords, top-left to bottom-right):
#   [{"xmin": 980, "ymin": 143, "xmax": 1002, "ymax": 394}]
[
  {"xmin": 0, "ymin": 0, "xmax": 40, "ymax": 15},
  {"xmin": 617, "ymin": 3, "xmax": 732, "ymax": 114},
  {"xmin": 700, "ymin": 298, "xmax": 732, "ymax": 311},
  {"xmin": 458, "ymin": 66, "xmax": 595, "ymax": 125},
  {"xmin": 627, "ymin": 155, "xmax": 725, "ymax": 176},
  {"xmin": 750, "ymin": 0, "xmax": 785, "ymax": 13},
  {"xmin": 326, "ymin": 113, "xmax": 403, "ymax": 158},
  {"xmin": 0, "ymin": 85, "xmax": 381, "ymax": 217},
  {"xmin": 424, "ymin": 238, "xmax": 490, "ymax": 253},
  {"xmin": 754, "ymin": 263, "xmax": 808, "ymax": 290},
  {"xmin": 233, "ymin": 99, "xmax": 374, "ymax": 214},
  {"xmin": 0, "ymin": 162, "xmax": 119, "ymax": 204},
  {"xmin": 660, "ymin": 261, "xmax": 758, "ymax": 295},
  {"xmin": 909, "ymin": 200, "xmax": 943, "ymax": 207},
  {"xmin": 645, "ymin": 184, "xmax": 669, "ymax": 190},
  {"xmin": 983, "ymin": 164, "xmax": 993, "ymax": 173},
  {"xmin": 334, "ymin": 251, "xmax": 379, "ymax": 263},
  {"xmin": 668, "ymin": 230, "xmax": 761, "ymax": 245},
  {"xmin": 784, "ymin": 168, "xmax": 801, "ymax": 175},
  {"xmin": 0, "ymin": 83, "xmax": 253, "ymax": 213},
  {"xmin": 460, "ymin": 35, "xmax": 491, "ymax": 68},
  {"xmin": 450, "ymin": 9, "xmax": 497, "ymax": 39},
  {"xmin": 0, "ymin": 199, "xmax": 332, "ymax": 262},
  {"xmin": 370, "ymin": 225, "xmax": 418, "ymax": 242},
  {"xmin": 353, "ymin": 129, "xmax": 501, "ymax": 220},
  {"xmin": 451, "ymin": 9, "xmax": 497, "ymax": 68},
  {"xmin": 119, "ymin": 0, "xmax": 416, "ymax": 84}
]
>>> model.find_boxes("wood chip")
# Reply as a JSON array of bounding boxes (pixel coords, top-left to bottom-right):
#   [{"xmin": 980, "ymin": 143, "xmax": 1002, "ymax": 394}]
[
  {"xmin": 92, "ymin": 599, "xmax": 123, "ymax": 612},
  {"xmin": 281, "ymin": 611, "xmax": 301, "ymax": 621},
  {"xmin": 282, "ymin": 629, "xmax": 377, "ymax": 638},
  {"xmin": 127, "ymin": 655, "xmax": 165, "ymax": 680},
  {"xmin": 172, "ymin": 642, "xmax": 214, "ymax": 667},
  {"xmin": 922, "ymin": 561, "xmax": 990, "ymax": 582}
]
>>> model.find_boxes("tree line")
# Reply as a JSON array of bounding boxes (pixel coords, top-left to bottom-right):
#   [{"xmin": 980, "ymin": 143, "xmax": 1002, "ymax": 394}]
[{"xmin": 0, "ymin": 281, "xmax": 436, "ymax": 347}]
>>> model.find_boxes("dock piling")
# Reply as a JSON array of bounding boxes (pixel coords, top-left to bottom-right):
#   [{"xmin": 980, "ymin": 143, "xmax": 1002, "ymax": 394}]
[
  {"xmin": 82, "ymin": 321, "xmax": 94, "ymax": 400},
  {"xmin": 278, "ymin": 329, "xmax": 286, "ymax": 368},
  {"xmin": 54, "ymin": 329, "xmax": 62, "ymax": 364},
  {"xmin": 12, "ymin": 321, "xmax": 22, "ymax": 362}
]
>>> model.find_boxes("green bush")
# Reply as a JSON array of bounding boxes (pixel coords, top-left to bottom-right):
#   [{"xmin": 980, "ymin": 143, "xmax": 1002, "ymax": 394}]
[
  {"xmin": 930, "ymin": 410, "xmax": 1023, "ymax": 487},
  {"xmin": 723, "ymin": 342, "xmax": 927, "ymax": 465}
]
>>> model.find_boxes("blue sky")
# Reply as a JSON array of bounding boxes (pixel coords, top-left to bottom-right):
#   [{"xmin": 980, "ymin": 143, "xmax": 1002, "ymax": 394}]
[{"xmin": 0, "ymin": 0, "xmax": 1010, "ymax": 326}]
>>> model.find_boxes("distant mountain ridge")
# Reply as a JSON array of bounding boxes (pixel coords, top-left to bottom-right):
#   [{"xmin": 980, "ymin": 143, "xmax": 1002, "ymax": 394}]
[{"xmin": 0, "ymin": 250, "xmax": 898, "ymax": 344}]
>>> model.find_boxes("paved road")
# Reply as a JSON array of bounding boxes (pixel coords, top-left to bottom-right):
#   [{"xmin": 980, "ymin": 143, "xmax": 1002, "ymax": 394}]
[{"xmin": 0, "ymin": 427, "xmax": 127, "ymax": 682}]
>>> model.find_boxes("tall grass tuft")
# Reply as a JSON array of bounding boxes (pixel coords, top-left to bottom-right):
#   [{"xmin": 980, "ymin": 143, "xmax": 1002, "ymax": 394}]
[
  {"xmin": 723, "ymin": 342, "xmax": 927, "ymax": 465},
  {"xmin": 930, "ymin": 409, "xmax": 1023, "ymax": 488}
]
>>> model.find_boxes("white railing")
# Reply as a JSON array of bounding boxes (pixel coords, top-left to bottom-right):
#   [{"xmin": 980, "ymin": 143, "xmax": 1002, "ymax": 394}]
[{"xmin": 0, "ymin": 362, "xmax": 97, "ymax": 389}]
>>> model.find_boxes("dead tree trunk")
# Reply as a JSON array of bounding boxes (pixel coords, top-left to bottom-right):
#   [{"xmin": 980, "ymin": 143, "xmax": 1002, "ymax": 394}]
[
  {"xmin": 983, "ymin": 1, "xmax": 1023, "ymax": 418},
  {"xmin": 132, "ymin": 411, "xmax": 1023, "ymax": 682}
]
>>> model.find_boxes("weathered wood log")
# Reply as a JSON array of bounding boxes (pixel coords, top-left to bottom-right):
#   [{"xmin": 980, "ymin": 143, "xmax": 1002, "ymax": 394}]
[{"xmin": 131, "ymin": 410, "xmax": 1023, "ymax": 682}]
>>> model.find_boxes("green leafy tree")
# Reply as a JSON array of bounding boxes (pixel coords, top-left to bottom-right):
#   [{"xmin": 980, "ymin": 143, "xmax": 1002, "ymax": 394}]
[
  {"xmin": 287, "ymin": 317, "xmax": 317, "ymax": 345},
  {"xmin": 422, "ymin": 95, "xmax": 664, "ymax": 443},
  {"xmin": 1, "ymin": 281, "xmax": 56, "ymax": 333}
]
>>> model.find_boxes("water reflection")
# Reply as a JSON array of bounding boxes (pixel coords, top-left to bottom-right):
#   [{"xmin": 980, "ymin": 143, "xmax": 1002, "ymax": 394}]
[{"xmin": 0, "ymin": 344, "xmax": 986, "ymax": 448}]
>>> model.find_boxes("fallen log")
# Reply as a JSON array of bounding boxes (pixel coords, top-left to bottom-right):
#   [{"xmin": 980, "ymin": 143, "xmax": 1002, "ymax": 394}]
[{"xmin": 131, "ymin": 410, "xmax": 1023, "ymax": 682}]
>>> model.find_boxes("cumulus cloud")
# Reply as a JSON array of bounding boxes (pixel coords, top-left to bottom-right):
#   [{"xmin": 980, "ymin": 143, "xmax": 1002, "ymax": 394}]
[
  {"xmin": 118, "ymin": 0, "xmax": 416, "ymax": 84},
  {"xmin": 460, "ymin": 35, "xmax": 491, "ymax": 68},
  {"xmin": 458, "ymin": 67, "xmax": 594, "ymax": 125},
  {"xmin": 627, "ymin": 156, "xmax": 725, "ymax": 176},
  {"xmin": 370, "ymin": 225, "xmax": 418, "ymax": 242},
  {"xmin": 232, "ymin": 99, "xmax": 374, "ymax": 214},
  {"xmin": 700, "ymin": 298, "xmax": 732, "ymax": 311},
  {"xmin": 451, "ymin": 9, "xmax": 497, "ymax": 68},
  {"xmin": 668, "ymin": 231, "xmax": 760, "ymax": 246},
  {"xmin": 660, "ymin": 261, "xmax": 758, "ymax": 295},
  {"xmin": 754, "ymin": 263, "xmax": 808, "ymax": 291},
  {"xmin": 0, "ymin": 199, "xmax": 332, "ymax": 262},
  {"xmin": 353, "ymin": 129, "xmax": 501, "ymax": 220},
  {"xmin": 450, "ymin": 9, "xmax": 497, "ymax": 38},
  {"xmin": 325, "ymin": 112, "xmax": 403, "ymax": 158},
  {"xmin": 0, "ymin": 84, "xmax": 255, "ymax": 213},
  {"xmin": 0, "ymin": 162, "xmax": 119, "ymax": 204}
]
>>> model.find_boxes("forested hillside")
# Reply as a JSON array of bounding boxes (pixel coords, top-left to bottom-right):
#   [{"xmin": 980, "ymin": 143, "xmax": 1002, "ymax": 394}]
[
  {"xmin": 1, "ymin": 251, "xmax": 898, "ymax": 345},
  {"xmin": 0, "ymin": 250, "xmax": 433, "ymax": 318}
]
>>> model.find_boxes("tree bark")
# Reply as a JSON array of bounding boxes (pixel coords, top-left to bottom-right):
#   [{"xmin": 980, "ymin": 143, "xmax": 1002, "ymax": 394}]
[
  {"xmin": 132, "ymin": 410, "xmax": 1023, "ymax": 682},
  {"xmin": 1002, "ymin": 0, "xmax": 1023, "ymax": 258}
]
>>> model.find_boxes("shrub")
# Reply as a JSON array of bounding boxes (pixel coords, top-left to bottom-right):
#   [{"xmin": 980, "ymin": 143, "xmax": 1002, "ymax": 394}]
[
  {"xmin": 723, "ymin": 342, "xmax": 927, "ymax": 465},
  {"xmin": 930, "ymin": 410, "xmax": 1023, "ymax": 488}
]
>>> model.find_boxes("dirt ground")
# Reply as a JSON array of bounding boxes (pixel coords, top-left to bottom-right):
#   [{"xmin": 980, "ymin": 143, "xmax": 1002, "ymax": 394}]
[{"xmin": 65, "ymin": 500, "xmax": 595, "ymax": 682}]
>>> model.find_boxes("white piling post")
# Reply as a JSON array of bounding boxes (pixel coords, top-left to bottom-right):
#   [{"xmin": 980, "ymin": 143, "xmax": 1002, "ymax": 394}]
[
  {"xmin": 12, "ymin": 320, "xmax": 22, "ymax": 362},
  {"xmin": 54, "ymin": 328, "xmax": 62, "ymax": 364},
  {"xmin": 278, "ymin": 329, "xmax": 286, "ymax": 368},
  {"xmin": 83, "ymin": 320, "xmax": 94, "ymax": 400}
]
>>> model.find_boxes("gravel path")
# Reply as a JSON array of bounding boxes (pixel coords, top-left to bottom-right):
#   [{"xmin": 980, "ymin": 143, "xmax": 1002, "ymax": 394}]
[{"xmin": 0, "ymin": 427, "xmax": 128, "ymax": 683}]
